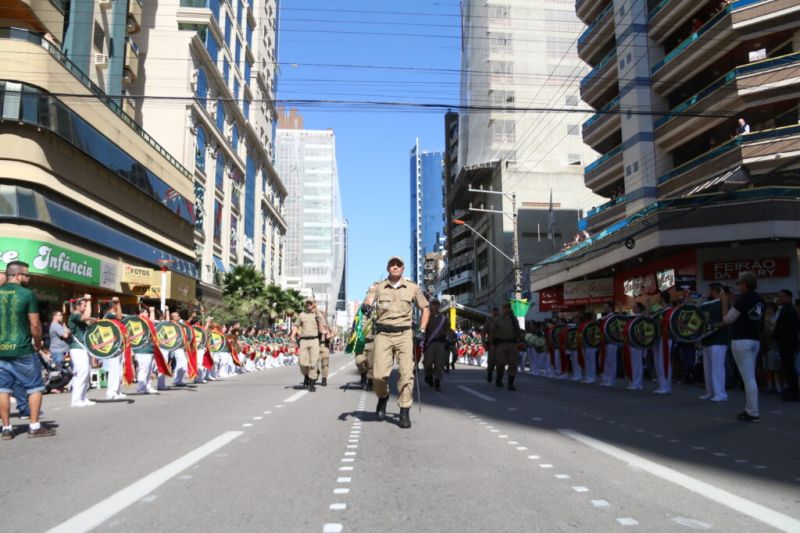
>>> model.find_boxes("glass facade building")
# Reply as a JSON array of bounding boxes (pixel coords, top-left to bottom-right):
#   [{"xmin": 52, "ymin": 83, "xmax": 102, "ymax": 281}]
[{"xmin": 410, "ymin": 139, "xmax": 445, "ymax": 286}]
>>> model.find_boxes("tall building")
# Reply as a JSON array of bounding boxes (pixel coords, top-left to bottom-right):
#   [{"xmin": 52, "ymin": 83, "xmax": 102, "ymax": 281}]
[
  {"xmin": 409, "ymin": 140, "xmax": 445, "ymax": 285},
  {"xmin": 276, "ymin": 109, "xmax": 346, "ymax": 321},
  {"xmin": 532, "ymin": 0, "xmax": 800, "ymax": 311},
  {"xmin": 444, "ymin": 0, "xmax": 602, "ymax": 310},
  {"xmin": 131, "ymin": 0, "xmax": 287, "ymax": 305},
  {"xmin": 0, "ymin": 2, "xmax": 197, "ymax": 312}
]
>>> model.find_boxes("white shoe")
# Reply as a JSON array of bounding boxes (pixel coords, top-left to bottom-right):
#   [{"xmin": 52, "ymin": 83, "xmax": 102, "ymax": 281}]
[
  {"xmin": 699, "ymin": 394, "xmax": 712, "ymax": 400},
  {"xmin": 653, "ymin": 389, "xmax": 670, "ymax": 395},
  {"xmin": 72, "ymin": 399, "xmax": 96, "ymax": 407},
  {"xmin": 583, "ymin": 378, "xmax": 595, "ymax": 384},
  {"xmin": 709, "ymin": 396, "xmax": 727, "ymax": 402},
  {"xmin": 626, "ymin": 385, "xmax": 642, "ymax": 391}
]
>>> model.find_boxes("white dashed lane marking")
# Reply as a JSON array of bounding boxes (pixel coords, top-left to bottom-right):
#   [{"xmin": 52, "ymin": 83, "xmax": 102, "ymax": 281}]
[
  {"xmin": 592, "ymin": 500, "xmax": 610, "ymax": 508},
  {"xmin": 329, "ymin": 503, "xmax": 346, "ymax": 511},
  {"xmin": 616, "ymin": 518, "xmax": 638, "ymax": 526},
  {"xmin": 323, "ymin": 524, "xmax": 343, "ymax": 533},
  {"xmin": 284, "ymin": 391, "xmax": 308, "ymax": 403},
  {"xmin": 457, "ymin": 385, "xmax": 496, "ymax": 402}
]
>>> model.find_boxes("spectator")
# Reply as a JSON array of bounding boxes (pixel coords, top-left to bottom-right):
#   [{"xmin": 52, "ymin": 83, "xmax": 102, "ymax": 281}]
[
  {"xmin": 0, "ymin": 261, "xmax": 56, "ymax": 439},
  {"xmin": 716, "ymin": 272, "xmax": 764, "ymax": 422},
  {"xmin": 772, "ymin": 289, "xmax": 799, "ymax": 401},
  {"xmin": 692, "ymin": 17, "xmax": 703, "ymax": 32},
  {"xmin": 763, "ymin": 303, "xmax": 783, "ymax": 393},
  {"xmin": 734, "ymin": 118, "xmax": 750, "ymax": 137},
  {"xmin": 48, "ymin": 310, "xmax": 71, "ymax": 366}
]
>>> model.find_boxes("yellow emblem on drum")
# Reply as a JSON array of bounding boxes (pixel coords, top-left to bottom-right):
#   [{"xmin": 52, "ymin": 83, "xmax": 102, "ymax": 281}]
[{"xmin": 88, "ymin": 325, "xmax": 115, "ymax": 355}]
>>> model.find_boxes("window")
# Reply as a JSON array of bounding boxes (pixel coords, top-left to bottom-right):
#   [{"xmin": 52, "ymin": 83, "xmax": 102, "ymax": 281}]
[
  {"xmin": 230, "ymin": 213, "xmax": 239, "ymax": 257},
  {"xmin": 243, "ymin": 97, "xmax": 250, "ymax": 120},
  {"xmin": 93, "ymin": 22, "xmax": 105, "ymax": 53},
  {"xmin": 224, "ymin": 15, "xmax": 232, "ymax": 48},
  {"xmin": 215, "ymin": 153, "xmax": 226, "ymax": 190},
  {"xmin": 232, "ymin": 123, "xmax": 239, "ymax": 150},
  {"xmin": 567, "ymin": 153, "xmax": 581, "ymax": 165},
  {"xmin": 567, "ymin": 124, "xmax": 579, "ymax": 135},
  {"xmin": 216, "ymin": 99, "xmax": 225, "ymax": 131},
  {"xmin": 491, "ymin": 119, "xmax": 515, "ymax": 143},
  {"xmin": 209, "ymin": 0, "xmax": 220, "ymax": 21},
  {"xmin": 490, "ymin": 61, "xmax": 513, "ymax": 82},
  {"xmin": 488, "ymin": 4, "xmax": 511, "ymax": 21},
  {"xmin": 489, "ymin": 90, "xmax": 514, "ymax": 107},
  {"xmin": 195, "ymin": 67, "xmax": 207, "ymax": 106},
  {"xmin": 488, "ymin": 32, "xmax": 512, "ymax": 53},
  {"xmin": 565, "ymin": 94, "xmax": 579, "ymax": 106},
  {"xmin": 195, "ymin": 126, "xmax": 207, "ymax": 172},
  {"xmin": 246, "ymin": 22, "xmax": 253, "ymax": 49},
  {"xmin": 237, "ymin": 0, "xmax": 243, "ymax": 25},
  {"xmin": 223, "ymin": 58, "xmax": 230, "ymax": 84},
  {"xmin": 213, "ymin": 199, "xmax": 223, "ymax": 244},
  {"xmin": 244, "ymin": 60, "xmax": 251, "ymax": 87},
  {"xmin": 546, "ymin": 37, "xmax": 574, "ymax": 56},
  {"xmin": 235, "ymin": 38, "xmax": 241, "ymax": 66},
  {"xmin": 233, "ymin": 78, "xmax": 240, "ymax": 101}
]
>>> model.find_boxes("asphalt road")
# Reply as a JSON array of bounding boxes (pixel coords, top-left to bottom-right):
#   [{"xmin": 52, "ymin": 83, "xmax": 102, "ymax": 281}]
[{"xmin": 3, "ymin": 353, "xmax": 800, "ymax": 533}]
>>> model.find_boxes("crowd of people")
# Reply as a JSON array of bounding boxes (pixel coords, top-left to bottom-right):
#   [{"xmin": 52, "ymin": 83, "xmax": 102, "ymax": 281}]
[{"xmin": 0, "ymin": 260, "xmax": 341, "ymax": 440}]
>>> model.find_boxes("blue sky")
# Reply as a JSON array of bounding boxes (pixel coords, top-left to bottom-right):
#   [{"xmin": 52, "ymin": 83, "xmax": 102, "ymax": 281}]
[{"xmin": 277, "ymin": 0, "xmax": 461, "ymax": 300}]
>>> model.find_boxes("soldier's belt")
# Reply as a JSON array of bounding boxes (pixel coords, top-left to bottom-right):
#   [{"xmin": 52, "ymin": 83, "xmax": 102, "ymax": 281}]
[
  {"xmin": 300, "ymin": 336, "xmax": 319, "ymax": 340},
  {"xmin": 374, "ymin": 324, "xmax": 411, "ymax": 334},
  {"xmin": 428, "ymin": 338, "xmax": 446, "ymax": 344},
  {"xmin": 494, "ymin": 338, "xmax": 517, "ymax": 344}
]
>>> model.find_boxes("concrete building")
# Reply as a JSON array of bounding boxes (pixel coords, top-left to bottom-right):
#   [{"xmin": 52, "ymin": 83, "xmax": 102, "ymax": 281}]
[
  {"xmin": 532, "ymin": 0, "xmax": 800, "ymax": 312},
  {"xmin": 0, "ymin": 3, "xmax": 197, "ymax": 313},
  {"xmin": 276, "ymin": 110, "xmax": 346, "ymax": 322},
  {"xmin": 409, "ymin": 140, "xmax": 445, "ymax": 285},
  {"xmin": 444, "ymin": 0, "xmax": 603, "ymax": 312},
  {"xmin": 130, "ymin": 0, "xmax": 286, "ymax": 305}
]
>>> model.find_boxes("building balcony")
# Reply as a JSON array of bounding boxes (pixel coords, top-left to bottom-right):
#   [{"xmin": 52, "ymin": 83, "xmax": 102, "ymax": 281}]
[
  {"xmin": 7, "ymin": 0, "xmax": 65, "ymax": 43},
  {"xmin": 651, "ymin": 0, "xmax": 800, "ymax": 95},
  {"xmin": 451, "ymin": 237, "xmax": 472, "ymax": 256},
  {"xmin": 579, "ymin": 195, "xmax": 627, "ymax": 233},
  {"xmin": 123, "ymin": 38, "xmax": 139, "ymax": 83},
  {"xmin": 655, "ymin": 51, "xmax": 800, "ymax": 152},
  {"xmin": 448, "ymin": 270, "xmax": 474, "ymax": 289},
  {"xmin": 127, "ymin": 0, "xmax": 142, "ymax": 34},
  {"xmin": 582, "ymin": 95, "xmax": 621, "ymax": 151},
  {"xmin": 577, "ymin": 3, "xmax": 614, "ymax": 64},
  {"xmin": 584, "ymin": 145, "xmax": 623, "ymax": 192},
  {"xmin": 576, "ymin": 0, "xmax": 611, "ymax": 25},
  {"xmin": 658, "ymin": 124, "xmax": 800, "ymax": 196},
  {"xmin": 648, "ymin": 0, "xmax": 699, "ymax": 44},
  {"xmin": 580, "ymin": 51, "xmax": 617, "ymax": 109}
]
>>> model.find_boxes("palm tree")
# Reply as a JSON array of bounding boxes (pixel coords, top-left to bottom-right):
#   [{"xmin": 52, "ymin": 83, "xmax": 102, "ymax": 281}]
[{"xmin": 223, "ymin": 265, "xmax": 265, "ymax": 300}]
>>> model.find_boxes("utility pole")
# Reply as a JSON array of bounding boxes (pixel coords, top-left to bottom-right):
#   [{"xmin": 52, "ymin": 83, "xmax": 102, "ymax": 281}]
[{"xmin": 457, "ymin": 186, "xmax": 521, "ymax": 301}]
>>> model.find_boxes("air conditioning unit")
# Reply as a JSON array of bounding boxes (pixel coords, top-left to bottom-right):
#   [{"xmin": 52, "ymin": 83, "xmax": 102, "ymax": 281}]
[
  {"xmin": 98, "ymin": 0, "xmax": 112, "ymax": 8},
  {"xmin": 95, "ymin": 53, "xmax": 108, "ymax": 67}
]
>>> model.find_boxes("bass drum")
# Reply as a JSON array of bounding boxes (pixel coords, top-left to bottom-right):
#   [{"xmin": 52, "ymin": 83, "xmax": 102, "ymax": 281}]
[
  {"xmin": 193, "ymin": 325, "xmax": 208, "ymax": 350},
  {"xmin": 84, "ymin": 320, "xmax": 125, "ymax": 359},
  {"xmin": 628, "ymin": 316, "xmax": 658, "ymax": 350},
  {"xmin": 122, "ymin": 316, "xmax": 151, "ymax": 351},
  {"xmin": 208, "ymin": 330, "xmax": 227, "ymax": 353},
  {"xmin": 668, "ymin": 304, "xmax": 707, "ymax": 343},
  {"xmin": 549, "ymin": 324, "xmax": 566, "ymax": 347},
  {"xmin": 582, "ymin": 321, "xmax": 602, "ymax": 348},
  {"xmin": 565, "ymin": 326, "xmax": 578, "ymax": 351},
  {"xmin": 155, "ymin": 321, "xmax": 185, "ymax": 351},
  {"xmin": 602, "ymin": 314, "xmax": 629, "ymax": 345}
]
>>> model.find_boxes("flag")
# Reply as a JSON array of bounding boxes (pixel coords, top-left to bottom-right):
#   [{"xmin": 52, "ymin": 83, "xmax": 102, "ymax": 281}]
[{"xmin": 547, "ymin": 189, "xmax": 556, "ymax": 241}]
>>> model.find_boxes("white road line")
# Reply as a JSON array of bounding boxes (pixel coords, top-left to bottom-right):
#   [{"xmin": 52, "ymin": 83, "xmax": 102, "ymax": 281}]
[
  {"xmin": 561, "ymin": 429, "xmax": 800, "ymax": 533},
  {"xmin": 284, "ymin": 391, "xmax": 309, "ymax": 403},
  {"xmin": 334, "ymin": 488, "xmax": 350, "ymax": 495},
  {"xmin": 539, "ymin": 464, "xmax": 554, "ymax": 469},
  {"xmin": 341, "ymin": 458, "xmax": 355, "ymax": 463},
  {"xmin": 555, "ymin": 474, "xmax": 570, "ymax": 480},
  {"xmin": 330, "ymin": 503, "xmax": 347, "ymax": 511},
  {"xmin": 323, "ymin": 524, "xmax": 343, "ymax": 533},
  {"xmin": 242, "ymin": 423, "xmax": 253, "ymax": 428},
  {"xmin": 616, "ymin": 518, "xmax": 638, "ymax": 526},
  {"xmin": 47, "ymin": 431, "xmax": 243, "ymax": 533},
  {"xmin": 337, "ymin": 477, "xmax": 351, "ymax": 483},
  {"xmin": 339, "ymin": 466, "xmax": 354, "ymax": 471},
  {"xmin": 345, "ymin": 452, "xmax": 356, "ymax": 456},
  {"xmin": 527, "ymin": 455, "xmax": 540, "ymax": 460},
  {"xmin": 671, "ymin": 517, "xmax": 712, "ymax": 529},
  {"xmin": 508, "ymin": 441, "xmax": 518, "ymax": 445},
  {"xmin": 263, "ymin": 411, "xmax": 271, "ymax": 414},
  {"xmin": 572, "ymin": 486, "xmax": 589, "ymax": 493},
  {"xmin": 347, "ymin": 445, "xmax": 358, "ymax": 449},
  {"xmin": 516, "ymin": 447, "xmax": 528, "ymax": 451},
  {"xmin": 591, "ymin": 500, "xmax": 609, "ymax": 508},
  {"xmin": 253, "ymin": 416, "xmax": 263, "ymax": 420},
  {"xmin": 457, "ymin": 385, "xmax": 496, "ymax": 402},
  {"xmin": 329, "ymin": 372, "xmax": 338, "ymax": 378}
]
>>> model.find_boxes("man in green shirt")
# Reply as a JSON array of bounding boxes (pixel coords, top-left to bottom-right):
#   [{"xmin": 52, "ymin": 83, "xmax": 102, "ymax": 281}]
[{"xmin": 0, "ymin": 261, "xmax": 55, "ymax": 439}]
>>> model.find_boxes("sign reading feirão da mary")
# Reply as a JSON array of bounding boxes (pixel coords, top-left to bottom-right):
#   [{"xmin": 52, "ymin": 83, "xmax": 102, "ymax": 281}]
[{"xmin": 0, "ymin": 237, "xmax": 101, "ymax": 285}]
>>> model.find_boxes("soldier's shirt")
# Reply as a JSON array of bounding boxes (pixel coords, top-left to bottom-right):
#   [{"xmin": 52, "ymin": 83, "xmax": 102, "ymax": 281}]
[
  {"xmin": 295, "ymin": 311, "xmax": 321, "ymax": 337},
  {"xmin": 490, "ymin": 315, "xmax": 519, "ymax": 341},
  {"xmin": 425, "ymin": 312, "xmax": 450, "ymax": 341},
  {"xmin": 367, "ymin": 278, "xmax": 429, "ymax": 328}
]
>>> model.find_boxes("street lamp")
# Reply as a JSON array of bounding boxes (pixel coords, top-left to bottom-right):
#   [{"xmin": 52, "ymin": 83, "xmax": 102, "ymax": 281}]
[{"xmin": 452, "ymin": 219, "xmax": 515, "ymax": 264}]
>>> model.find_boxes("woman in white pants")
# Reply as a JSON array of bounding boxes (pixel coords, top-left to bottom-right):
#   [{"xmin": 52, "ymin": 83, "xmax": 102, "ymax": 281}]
[
  {"xmin": 715, "ymin": 272, "xmax": 764, "ymax": 422},
  {"xmin": 68, "ymin": 295, "xmax": 95, "ymax": 407}
]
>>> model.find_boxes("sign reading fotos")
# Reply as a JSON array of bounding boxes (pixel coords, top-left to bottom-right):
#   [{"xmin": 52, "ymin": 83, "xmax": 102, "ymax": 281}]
[{"xmin": 0, "ymin": 237, "xmax": 117, "ymax": 289}]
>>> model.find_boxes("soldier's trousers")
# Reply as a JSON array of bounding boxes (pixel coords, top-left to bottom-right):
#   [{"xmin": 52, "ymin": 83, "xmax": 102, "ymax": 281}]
[
  {"xmin": 319, "ymin": 345, "xmax": 330, "ymax": 378},
  {"xmin": 299, "ymin": 339, "xmax": 320, "ymax": 380},
  {"xmin": 494, "ymin": 342, "xmax": 519, "ymax": 378},
  {"xmin": 373, "ymin": 330, "xmax": 414, "ymax": 408},
  {"xmin": 355, "ymin": 340, "xmax": 374, "ymax": 377},
  {"xmin": 423, "ymin": 341, "xmax": 447, "ymax": 379}
]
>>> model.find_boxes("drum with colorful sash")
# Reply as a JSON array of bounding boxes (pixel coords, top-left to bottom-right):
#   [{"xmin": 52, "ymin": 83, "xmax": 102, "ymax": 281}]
[
  {"xmin": 668, "ymin": 304, "xmax": 707, "ymax": 343},
  {"xmin": 549, "ymin": 324, "xmax": 566, "ymax": 347},
  {"xmin": 582, "ymin": 321, "xmax": 602, "ymax": 348},
  {"xmin": 627, "ymin": 316, "xmax": 658, "ymax": 350},
  {"xmin": 84, "ymin": 320, "xmax": 126, "ymax": 359},
  {"xmin": 565, "ymin": 326, "xmax": 578, "ymax": 351},
  {"xmin": 156, "ymin": 321, "xmax": 184, "ymax": 352},
  {"xmin": 208, "ymin": 330, "xmax": 227, "ymax": 353},
  {"xmin": 602, "ymin": 314, "xmax": 629, "ymax": 345},
  {"xmin": 122, "ymin": 316, "xmax": 151, "ymax": 351},
  {"xmin": 193, "ymin": 325, "xmax": 208, "ymax": 350}
]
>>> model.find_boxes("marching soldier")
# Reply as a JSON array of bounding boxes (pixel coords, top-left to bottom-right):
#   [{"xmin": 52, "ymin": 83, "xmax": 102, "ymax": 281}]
[
  {"xmin": 354, "ymin": 311, "xmax": 375, "ymax": 390},
  {"xmin": 483, "ymin": 307, "xmax": 499, "ymax": 383},
  {"xmin": 423, "ymin": 299, "xmax": 452, "ymax": 392},
  {"xmin": 291, "ymin": 298, "xmax": 327, "ymax": 392},
  {"xmin": 318, "ymin": 316, "xmax": 331, "ymax": 387},
  {"xmin": 362, "ymin": 256, "xmax": 429, "ymax": 429},
  {"xmin": 489, "ymin": 302, "xmax": 522, "ymax": 391}
]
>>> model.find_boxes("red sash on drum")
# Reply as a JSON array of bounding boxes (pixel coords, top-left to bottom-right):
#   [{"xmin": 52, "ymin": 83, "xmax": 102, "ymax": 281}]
[
  {"xmin": 142, "ymin": 317, "xmax": 172, "ymax": 377},
  {"xmin": 598, "ymin": 317, "xmax": 608, "ymax": 375},
  {"xmin": 109, "ymin": 319, "xmax": 135, "ymax": 385},
  {"xmin": 545, "ymin": 327, "xmax": 556, "ymax": 368},
  {"xmin": 558, "ymin": 327, "xmax": 570, "ymax": 373},
  {"xmin": 576, "ymin": 322, "xmax": 588, "ymax": 371},
  {"xmin": 227, "ymin": 336, "xmax": 243, "ymax": 367},
  {"xmin": 199, "ymin": 327, "xmax": 214, "ymax": 370},
  {"xmin": 622, "ymin": 319, "xmax": 633, "ymax": 382},
  {"xmin": 178, "ymin": 323, "xmax": 198, "ymax": 380},
  {"xmin": 660, "ymin": 308, "xmax": 676, "ymax": 376}
]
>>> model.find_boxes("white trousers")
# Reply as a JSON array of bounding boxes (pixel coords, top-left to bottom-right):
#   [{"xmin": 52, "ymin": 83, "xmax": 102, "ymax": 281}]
[
  {"xmin": 602, "ymin": 344, "xmax": 617, "ymax": 385},
  {"xmin": 102, "ymin": 355, "xmax": 122, "ymax": 397},
  {"xmin": 731, "ymin": 339, "xmax": 760, "ymax": 416},
  {"xmin": 653, "ymin": 342, "xmax": 672, "ymax": 392},
  {"xmin": 629, "ymin": 348, "xmax": 644, "ymax": 389},
  {"xmin": 583, "ymin": 347, "xmax": 597, "ymax": 383},
  {"xmin": 702, "ymin": 345, "xmax": 727, "ymax": 400},
  {"xmin": 570, "ymin": 351, "xmax": 582, "ymax": 381},
  {"xmin": 70, "ymin": 348, "xmax": 90, "ymax": 405},
  {"xmin": 173, "ymin": 349, "xmax": 188, "ymax": 385},
  {"xmin": 134, "ymin": 353, "xmax": 153, "ymax": 391},
  {"xmin": 195, "ymin": 349, "xmax": 206, "ymax": 382},
  {"xmin": 219, "ymin": 352, "xmax": 233, "ymax": 377}
]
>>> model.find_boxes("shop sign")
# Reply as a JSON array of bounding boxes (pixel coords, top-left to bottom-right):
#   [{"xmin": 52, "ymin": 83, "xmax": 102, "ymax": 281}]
[
  {"xmin": 656, "ymin": 269, "xmax": 675, "ymax": 291},
  {"xmin": 563, "ymin": 277, "xmax": 613, "ymax": 305},
  {"xmin": 122, "ymin": 264, "xmax": 154, "ymax": 285},
  {"xmin": 540, "ymin": 287, "xmax": 575, "ymax": 311},
  {"xmin": 703, "ymin": 257, "xmax": 790, "ymax": 281},
  {"xmin": 144, "ymin": 271, "xmax": 196, "ymax": 303},
  {"xmin": 0, "ymin": 237, "xmax": 101, "ymax": 286},
  {"xmin": 676, "ymin": 274, "xmax": 696, "ymax": 292},
  {"xmin": 623, "ymin": 273, "xmax": 656, "ymax": 298}
]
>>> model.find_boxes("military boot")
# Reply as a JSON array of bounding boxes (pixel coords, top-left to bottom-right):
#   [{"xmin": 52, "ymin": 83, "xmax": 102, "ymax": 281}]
[
  {"xmin": 321, "ymin": 377, "xmax": 327, "ymax": 387},
  {"xmin": 303, "ymin": 376, "xmax": 309, "ymax": 389},
  {"xmin": 425, "ymin": 374, "xmax": 433, "ymax": 388},
  {"xmin": 496, "ymin": 370, "xmax": 504, "ymax": 388},
  {"xmin": 360, "ymin": 373, "xmax": 367, "ymax": 389},
  {"xmin": 366, "ymin": 379, "xmax": 373, "ymax": 391},
  {"xmin": 398, "ymin": 407, "xmax": 411, "ymax": 429},
  {"xmin": 434, "ymin": 379, "xmax": 441, "ymax": 392},
  {"xmin": 308, "ymin": 379, "xmax": 316, "ymax": 392},
  {"xmin": 487, "ymin": 369, "xmax": 493, "ymax": 383},
  {"xmin": 508, "ymin": 376, "xmax": 516, "ymax": 391},
  {"xmin": 376, "ymin": 395, "xmax": 389, "ymax": 420}
]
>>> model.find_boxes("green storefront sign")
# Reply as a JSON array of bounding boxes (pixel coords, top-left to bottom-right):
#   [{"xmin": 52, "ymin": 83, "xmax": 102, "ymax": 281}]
[{"xmin": 0, "ymin": 237, "xmax": 101, "ymax": 286}]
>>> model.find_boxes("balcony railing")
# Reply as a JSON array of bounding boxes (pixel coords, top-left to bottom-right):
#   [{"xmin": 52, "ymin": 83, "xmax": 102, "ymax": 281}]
[
  {"xmin": 583, "ymin": 95, "xmax": 621, "ymax": 131},
  {"xmin": 581, "ymin": 50, "xmax": 616, "ymax": 87},
  {"xmin": 578, "ymin": 2, "xmax": 613, "ymax": 46},
  {"xmin": 655, "ymin": 51, "xmax": 800, "ymax": 129},
  {"xmin": 0, "ymin": 27, "xmax": 191, "ymax": 180},
  {"xmin": 586, "ymin": 194, "xmax": 626, "ymax": 218},
  {"xmin": 657, "ymin": 124, "xmax": 800, "ymax": 184},
  {"xmin": 585, "ymin": 144, "xmax": 622, "ymax": 174}
]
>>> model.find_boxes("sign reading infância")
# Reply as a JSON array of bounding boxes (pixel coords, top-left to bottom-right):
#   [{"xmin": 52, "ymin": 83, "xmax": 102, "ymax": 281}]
[{"xmin": 0, "ymin": 238, "xmax": 101, "ymax": 285}]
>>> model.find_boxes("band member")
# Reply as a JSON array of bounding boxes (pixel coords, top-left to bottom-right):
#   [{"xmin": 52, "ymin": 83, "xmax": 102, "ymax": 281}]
[
  {"xmin": 653, "ymin": 291, "xmax": 673, "ymax": 394},
  {"xmin": 599, "ymin": 302, "xmax": 618, "ymax": 387},
  {"xmin": 483, "ymin": 307, "xmax": 499, "ymax": 383},
  {"xmin": 423, "ymin": 299, "xmax": 452, "ymax": 392},
  {"xmin": 489, "ymin": 302, "xmax": 523, "ymax": 391},
  {"xmin": 291, "ymin": 298, "xmax": 327, "ymax": 392},
  {"xmin": 101, "ymin": 298, "xmax": 126, "ymax": 400},
  {"xmin": 362, "ymin": 256, "xmax": 429, "ymax": 428},
  {"xmin": 580, "ymin": 313, "xmax": 598, "ymax": 384},
  {"xmin": 169, "ymin": 311, "xmax": 189, "ymax": 386},
  {"xmin": 701, "ymin": 283, "xmax": 729, "ymax": 401},
  {"xmin": 69, "ymin": 295, "xmax": 96, "ymax": 407},
  {"xmin": 133, "ymin": 307, "xmax": 158, "ymax": 394},
  {"xmin": 627, "ymin": 303, "xmax": 646, "ymax": 391}
]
